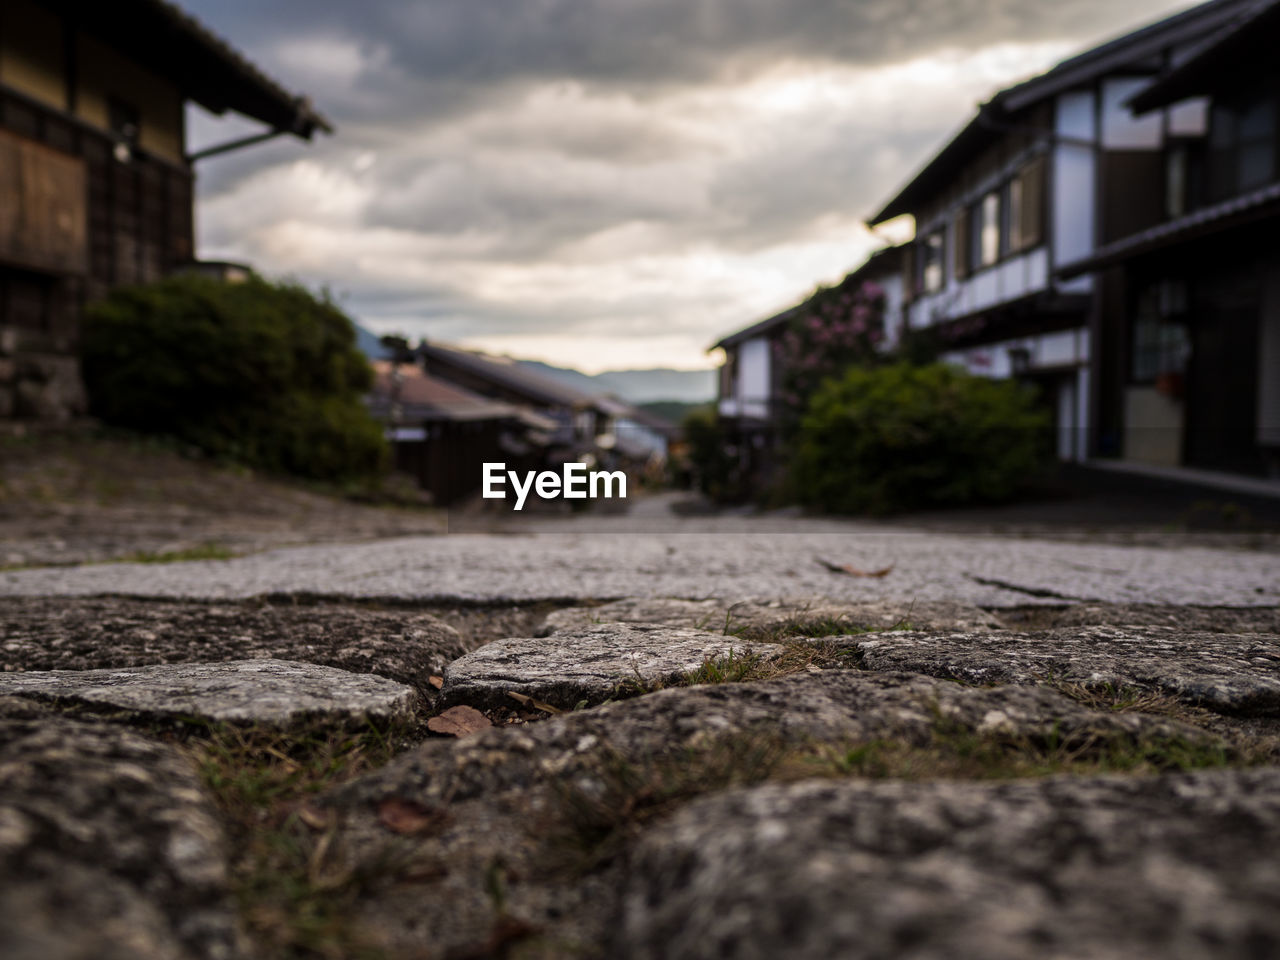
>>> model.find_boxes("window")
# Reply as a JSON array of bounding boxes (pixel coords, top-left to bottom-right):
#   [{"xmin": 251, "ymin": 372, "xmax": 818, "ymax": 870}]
[
  {"xmin": 108, "ymin": 98, "xmax": 140, "ymax": 146},
  {"xmin": 953, "ymin": 207, "xmax": 971, "ymax": 280},
  {"xmin": 1006, "ymin": 177, "xmax": 1024, "ymax": 253},
  {"xmin": 919, "ymin": 230, "xmax": 945, "ymax": 293},
  {"xmin": 1238, "ymin": 98, "xmax": 1276, "ymax": 191},
  {"xmin": 1130, "ymin": 282, "xmax": 1190, "ymax": 383},
  {"xmin": 109, "ymin": 97, "xmax": 140, "ymax": 163},
  {"xmin": 1165, "ymin": 145, "xmax": 1189, "ymax": 219},
  {"xmin": 975, "ymin": 191, "xmax": 1001, "ymax": 269},
  {"xmin": 1208, "ymin": 92, "xmax": 1279, "ymax": 201}
]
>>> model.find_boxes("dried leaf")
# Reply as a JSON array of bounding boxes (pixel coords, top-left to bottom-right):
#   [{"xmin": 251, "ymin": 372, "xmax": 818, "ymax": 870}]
[
  {"xmin": 377, "ymin": 797, "xmax": 450, "ymax": 836},
  {"xmin": 507, "ymin": 691, "xmax": 564, "ymax": 715},
  {"xmin": 427, "ymin": 704, "xmax": 492, "ymax": 737},
  {"xmin": 428, "ymin": 675, "xmax": 444, "ymax": 690},
  {"xmin": 815, "ymin": 557, "xmax": 894, "ymax": 578},
  {"xmin": 296, "ymin": 803, "xmax": 332, "ymax": 831}
]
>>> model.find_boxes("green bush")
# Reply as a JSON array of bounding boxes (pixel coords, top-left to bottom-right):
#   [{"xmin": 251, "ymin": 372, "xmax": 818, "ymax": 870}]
[
  {"xmin": 791, "ymin": 362, "xmax": 1049, "ymax": 515},
  {"xmin": 81, "ymin": 274, "xmax": 387, "ymax": 482}
]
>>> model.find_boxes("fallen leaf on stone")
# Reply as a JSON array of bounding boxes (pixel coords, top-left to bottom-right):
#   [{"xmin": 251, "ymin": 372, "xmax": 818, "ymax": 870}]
[
  {"xmin": 427, "ymin": 705, "xmax": 492, "ymax": 737},
  {"xmin": 377, "ymin": 797, "xmax": 450, "ymax": 835},
  {"xmin": 428, "ymin": 675, "xmax": 444, "ymax": 690},
  {"xmin": 507, "ymin": 690, "xmax": 564, "ymax": 715},
  {"xmin": 815, "ymin": 557, "xmax": 894, "ymax": 578}
]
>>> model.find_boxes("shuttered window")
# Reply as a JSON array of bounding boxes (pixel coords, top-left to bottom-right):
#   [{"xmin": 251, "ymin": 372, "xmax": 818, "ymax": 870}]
[
  {"xmin": 1018, "ymin": 156, "xmax": 1046, "ymax": 250},
  {"xmin": 953, "ymin": 208, "xmax": 970, "ymax": 280},
  {"xmin": 901, "ymin": 243, "xmax": 915, "ymax": 302}
]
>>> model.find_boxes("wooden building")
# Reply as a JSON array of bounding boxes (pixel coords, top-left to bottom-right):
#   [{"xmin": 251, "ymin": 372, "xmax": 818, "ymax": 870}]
[
  {"xmin": 0, "ymin": 0, "xmax": 329, "ymax": 420},
  {"xmin": 368, "ymin": 361, "xmax": 555, "ymax": 506},
  {"xmin": 710, "ymin": 245, "xmax": 905, "ymax": 493},
  {"xmin": 416, "ymin": 340, "xmax": 622, "ymax": 453},
  {"xmin": 865, "ymin": 0, "xmax": 1254, "ymax": 466},
  {"xmin": 1058, "ymin": 0, "xmax": 1280, "ymax": 477}
]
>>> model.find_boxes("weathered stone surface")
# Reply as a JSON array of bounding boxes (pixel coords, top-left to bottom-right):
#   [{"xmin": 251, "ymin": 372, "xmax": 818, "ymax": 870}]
[
  {"xmin": 848, "ymin": 626, "xmax": 1280, "ymax": 716},
  {"xmin": 0, "ymin": 597, "xmax": 466, "ymax": 694},
  {"xmin": 1001, "ymin": 603, "xmax": 1280, "ymax": 634},
  {"xmin": 0, "ymin": 704, "xmax": 248, "ymax": 960},
  {"xmin": 617, "ymin": 768, "xmax": 1280, "ymax": 960},
  {"xmin": 6, "ymin": 530, "xmax": 1277, "ymax": 606},
  {"xmin": 323, "ymin": 670, "xmax": 1214, "ymax": 958},
  {"xmin": 0, "ymin": 658, "xmax": 417, "ymax": 727},
  {"xmin": 439, "ymin": 623, "xmax": 778, "ymax": 709},
  {"xmin": 540, "ymin": 596, "xmax": 1002, "ymax": 637}
]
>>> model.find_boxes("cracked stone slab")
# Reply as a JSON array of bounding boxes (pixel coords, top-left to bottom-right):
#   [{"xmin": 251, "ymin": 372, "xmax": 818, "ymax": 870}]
[
  {"xmin": 438, "ymin": 623, "xmax": 779, "ymax": 709},
  {"xmin": 3, "ymin": 531, "xmax": 1277, "ymax": 607},
  {"xmin": 0, "ymin": 699, "xmax": 249, "ymax": 960},
  {"xmin": 846, "ymin": 626, "xmax": 1280, "ymax": 716},
  {"xmin": 321, "ymin": 670, "xmax": 1216, "ymax": 958},
  {"xmin": 994, "ymin": 604, "xmax": 1280, "ymax": 633},
  {"xmin": 0, "ymin": 658, "xmax": 417, "ymax": 727},
  {"xmin": 0, "ymin": 597, "xmax": 466, "ymax": 695},
  {"xmin": 617, "ymin": 768, "xmax": 1280, "ymax": 960},
  {"xmin": 540, "ymin": 597, "xmax": 1003, "ymax": 637}
]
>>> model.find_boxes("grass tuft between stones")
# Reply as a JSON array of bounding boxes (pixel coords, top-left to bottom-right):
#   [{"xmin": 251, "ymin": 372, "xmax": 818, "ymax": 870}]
[
  {"xmin": 180, "ymin": 719, "xmax": 421, "ymax": 960},
  {"xmin": 553, "ymin": 714, "xmax": 1258, "ymax": 870}
]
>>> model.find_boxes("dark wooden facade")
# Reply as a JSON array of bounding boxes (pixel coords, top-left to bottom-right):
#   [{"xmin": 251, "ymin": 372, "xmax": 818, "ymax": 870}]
[
  {"xmin": 0, "ymin": 84, "xmax": 193, "ymax": 356},
  {"xmin": 0, "ymin": 0, "xmax": 328, "ymax": 421}
]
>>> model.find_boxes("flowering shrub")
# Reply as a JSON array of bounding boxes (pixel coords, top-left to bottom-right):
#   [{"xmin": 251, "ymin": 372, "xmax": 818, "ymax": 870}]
[
  {"xmin": 773, "ymin": 279, "xmax": 885, "ymax": 433},
  {"xmin": 791, "ymin": 362, "xmax": 1049, "ymax": 515}
]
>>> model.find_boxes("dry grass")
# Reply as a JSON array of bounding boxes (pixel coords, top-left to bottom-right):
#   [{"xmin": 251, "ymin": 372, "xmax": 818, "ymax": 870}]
[
  {"xmin": 182, "ymin": 720, "xmax": 419, "ymax": 960},
  {"xmin": 553, "ymin": 712, "xmax": 1250, "ymax": 867}
]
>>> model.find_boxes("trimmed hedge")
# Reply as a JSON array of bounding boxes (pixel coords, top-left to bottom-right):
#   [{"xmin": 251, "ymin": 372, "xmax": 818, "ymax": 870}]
[
  {"xmin": 81, "ymin": 274, "xmax": 387, "ymax": 482},
  {"xmin": 791, "ymin": 362, "xmax": 1049, "ymax": 515}
]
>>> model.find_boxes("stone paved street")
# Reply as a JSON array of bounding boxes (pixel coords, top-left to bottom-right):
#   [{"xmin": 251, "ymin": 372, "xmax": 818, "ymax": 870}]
[
  {"xmin": 3, "ymin": 520, "xmax": 1277, "ymax": 606},
  {"xmin": 2, "ymin": 510, "xmax": 1279, "ymax": 959}
]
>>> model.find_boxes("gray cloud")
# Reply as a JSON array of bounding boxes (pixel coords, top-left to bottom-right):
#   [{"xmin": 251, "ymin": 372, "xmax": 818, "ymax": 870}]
[{"xmin": 182, "ymin": 0, "xmax": 1189, "ymax": 369}]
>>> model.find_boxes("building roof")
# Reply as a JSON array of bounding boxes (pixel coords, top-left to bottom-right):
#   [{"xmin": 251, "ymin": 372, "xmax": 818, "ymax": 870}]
[
  {"xmin": 867, "ymin": 0, "xmax": 1249, "ymax": 225},
  {"xmin": 711, "ymin": 244, "xmax": 904, "ymax": 350},
  {"xmin": 44, "ymin": 0, "xmax": 331, "ymax": 137},
  {"xmin": 1129, "ymin": 0, "xmax": 1280, "ymax": 112},
  {"xmin": 1056, "ymin": 180, "xmax": 1280, "ymax": 278},
  {"xmin": 370, "ymin": 362, "xmax": 518, "ymax": 422},
  {"xmin": 416, "ymin": 341, "xmax": 636, "ymax": 416}
]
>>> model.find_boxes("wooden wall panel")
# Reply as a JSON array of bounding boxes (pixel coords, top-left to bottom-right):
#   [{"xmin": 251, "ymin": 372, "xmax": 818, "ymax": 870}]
[{"xmin": 0, "ymin": 127, "xmax": 88, "ymax": 275}]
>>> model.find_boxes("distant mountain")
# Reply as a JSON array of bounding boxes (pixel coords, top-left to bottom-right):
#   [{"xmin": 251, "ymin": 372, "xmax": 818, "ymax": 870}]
[
  {"xmin": 519, "ymin": 360, "xmax": 717, "ymax": 404},
  {"xmin": 354, "ymin": 323, "xmax": 393, "ymax": 361},
  {"xmin": 636, "ymin": 400, "xmax": 711, "ymax": 425}
]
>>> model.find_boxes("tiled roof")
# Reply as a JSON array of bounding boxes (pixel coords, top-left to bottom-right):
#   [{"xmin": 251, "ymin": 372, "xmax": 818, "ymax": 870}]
[
  {"xmin": 1129, "ymin": 0, "xmax": 1280, "ymax": 112},
  {"xmin": 711, "ymin": 244, "xmax": 903, "ymax": 350},
  {"xmin": 867, "ymin": 0, "xmax": 1250, "ymax": 224},
  {"xmin": 55, "ymin": 0, "xmax": 332, "ymax": 137},
  {"xmin": 370, "ymin": 363, "xmax": 518, "ymax": 422},
  {"xmin": 418, "ymin": 342, "xmax": 613, "ymax": 411}
]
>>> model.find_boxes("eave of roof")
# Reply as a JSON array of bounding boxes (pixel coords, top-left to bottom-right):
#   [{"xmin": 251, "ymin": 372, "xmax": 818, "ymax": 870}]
[
  {"xmin": 1129, "ymin": 0, "xmax": 1280, "ymax": 113},
  {"xmin": 370, "ymin": 362, "xmax": 518, "ymax": 421},
  {"xmin": 867, "ymin": 0, "xmax": 1248, "ymax": 225},
  {"xmin": 1056, "ymin": 180, "xmax": 1280, "ymax": 278},
  {"xmin": 711, "ymin": 305, "xmax": 797, "ymax": 351},
  {"xmin": 45, "ymin": 0, "xmax": 331, "ymax": 137},
  {"xmin": 418, "ymin": 343, "xmax": 599, "ymax": 409},
  {"xmin": 711, "ymin": 244, "xmax": 905, "ymax": 351}
]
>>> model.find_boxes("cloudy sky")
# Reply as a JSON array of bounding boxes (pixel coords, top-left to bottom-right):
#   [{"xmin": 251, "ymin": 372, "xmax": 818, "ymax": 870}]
[{"xmin": 183, "ymin": 0, "xmax": 1194, "ymax": 373}]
